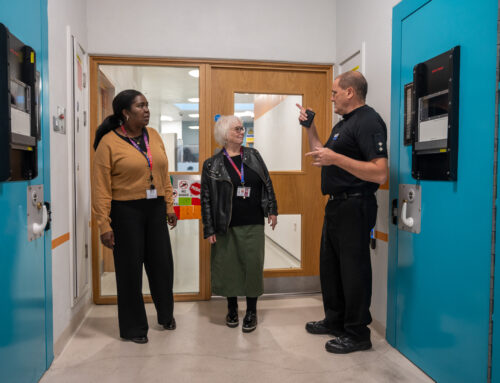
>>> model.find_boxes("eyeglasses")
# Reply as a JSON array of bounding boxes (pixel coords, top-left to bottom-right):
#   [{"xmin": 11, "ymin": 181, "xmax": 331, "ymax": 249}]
[{"xmin": 232, "ymin": 126, "xmax": 245, "ymax": 133}]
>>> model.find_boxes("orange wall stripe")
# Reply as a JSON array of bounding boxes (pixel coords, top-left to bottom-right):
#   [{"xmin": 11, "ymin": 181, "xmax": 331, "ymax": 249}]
[
  {"xmin": 52, "ymin": 232, "xmax": 70, "ymax": 249},
  {"xmin": 375, "ymin": 231, "xmax": 388, "ymax": 242}
]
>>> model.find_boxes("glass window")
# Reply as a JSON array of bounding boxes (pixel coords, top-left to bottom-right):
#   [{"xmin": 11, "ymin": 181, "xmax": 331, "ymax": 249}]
[
  {"xmin": 234, "ymin": 93, "xmax": 302, "ymax": 171},
  {"xmin": 264, "ymin": 214, "xmax": 301, "ymax": 270},
  {"xmin": 98, "ymin": 65, "xmax": 199, "ymax": 172},
  {"xmin": 97, "ymin": 65, "xmax": 201, "ymax": 296}
]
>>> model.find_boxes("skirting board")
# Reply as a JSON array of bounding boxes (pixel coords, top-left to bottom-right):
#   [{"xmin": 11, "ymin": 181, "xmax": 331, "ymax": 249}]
[{"xmin": 53, "ymin": 296, "xmax": 93, "ymax": 357}]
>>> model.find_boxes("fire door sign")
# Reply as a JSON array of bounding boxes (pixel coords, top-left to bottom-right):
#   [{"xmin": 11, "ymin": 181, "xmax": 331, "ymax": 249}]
[{"xmin": 170, "ymin": 175, "xmax": 201, "ymax": 220}]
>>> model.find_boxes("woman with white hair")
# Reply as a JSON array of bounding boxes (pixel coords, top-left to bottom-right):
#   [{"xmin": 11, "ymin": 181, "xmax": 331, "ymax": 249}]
[{"xmin": 201, "ymin": 115, "xmax": 278, "ymax": 332}]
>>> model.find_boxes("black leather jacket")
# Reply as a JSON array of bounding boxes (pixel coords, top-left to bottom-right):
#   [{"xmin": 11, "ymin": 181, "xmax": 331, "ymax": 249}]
[{"xmin": 201, "ymin": 147, "xmax": 278, "ymax": 238}]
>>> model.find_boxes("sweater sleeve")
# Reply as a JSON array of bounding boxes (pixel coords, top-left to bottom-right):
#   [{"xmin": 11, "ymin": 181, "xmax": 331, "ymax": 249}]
[{"xmin": 92, "ymin": 142, "xmax": 113, "ymax": 234}]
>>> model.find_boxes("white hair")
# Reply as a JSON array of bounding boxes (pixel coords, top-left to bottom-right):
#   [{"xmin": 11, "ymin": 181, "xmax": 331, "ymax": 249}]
[{"xmin": 213, "ymin": 115, "xmax": 242, "ymax": 146}]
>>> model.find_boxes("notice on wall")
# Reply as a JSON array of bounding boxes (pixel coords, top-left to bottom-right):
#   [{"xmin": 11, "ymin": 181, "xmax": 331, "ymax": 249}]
[{"xmin": 170, "ymin": 174, "xmax": 201, "ymax": 220}]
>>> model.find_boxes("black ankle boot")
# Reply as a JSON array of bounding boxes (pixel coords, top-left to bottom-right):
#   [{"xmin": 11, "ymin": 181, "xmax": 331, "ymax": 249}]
[
  {"xmin": 242, "ymin": 311, "xmax": 257, "ymax": 333},
  {"xmin": 226, "ymin": 310, "xmax": 239, "ymax": 328}
]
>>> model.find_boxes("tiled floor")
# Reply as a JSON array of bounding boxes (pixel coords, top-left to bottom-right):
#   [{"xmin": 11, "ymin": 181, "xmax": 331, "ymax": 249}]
[{"xmin": 41, "ymin": 295, "xmax": 433, "ymax": 383}]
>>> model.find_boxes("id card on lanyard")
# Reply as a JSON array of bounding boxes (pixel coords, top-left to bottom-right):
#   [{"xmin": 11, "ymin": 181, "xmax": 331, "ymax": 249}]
[
  {"xmin": 121, "ymin": 125, "xmax": 157, "ymax": 199},
  {"xmin": 223, "ymin": 147, "xmax": 251, "ymax": 199}
]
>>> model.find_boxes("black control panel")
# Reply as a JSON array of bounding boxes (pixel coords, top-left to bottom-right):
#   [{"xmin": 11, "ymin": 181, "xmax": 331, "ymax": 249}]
[
  {"xmin": 0, "ymin": 23, "xmax": 39, "ymax": 181},
  {"xmin": 407, "ymin": 46, "xmax": 460, "ymax": 181}
]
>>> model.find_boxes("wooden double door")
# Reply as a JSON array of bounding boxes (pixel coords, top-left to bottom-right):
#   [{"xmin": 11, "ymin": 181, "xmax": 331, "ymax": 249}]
[{"xmin": 90, "ymin": 57, "xmax": 332, "ymax": 302}]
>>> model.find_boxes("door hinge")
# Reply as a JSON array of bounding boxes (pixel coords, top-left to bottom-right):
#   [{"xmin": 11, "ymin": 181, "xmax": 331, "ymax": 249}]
[{"xmin": 391, "ymin": 198, "xmax": 398, "ymax": 225}]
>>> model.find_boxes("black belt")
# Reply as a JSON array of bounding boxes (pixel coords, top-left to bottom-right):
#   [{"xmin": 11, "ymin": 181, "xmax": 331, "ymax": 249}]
[{"xmin": 328, "ymin": 192, "xmax": 371, "ymax": 200}]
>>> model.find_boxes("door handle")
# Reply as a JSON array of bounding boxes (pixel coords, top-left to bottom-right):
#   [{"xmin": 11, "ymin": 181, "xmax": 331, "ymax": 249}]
[
  {"xmin": 32, "ymin": 204, "xmax": 48, "ymax": 235},
  {"xmin": 401, "ymin": 200, "xmax": 414, "ymax": 227}
]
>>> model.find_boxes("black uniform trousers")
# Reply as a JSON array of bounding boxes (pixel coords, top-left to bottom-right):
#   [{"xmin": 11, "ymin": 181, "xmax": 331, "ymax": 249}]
[
  {"xmin": 110, "ymin": 197, "xmax": 174, "ymax": 339},
  {"xmin": 320, "ymin": 194, "xmax": 377, "ymax": 341}
]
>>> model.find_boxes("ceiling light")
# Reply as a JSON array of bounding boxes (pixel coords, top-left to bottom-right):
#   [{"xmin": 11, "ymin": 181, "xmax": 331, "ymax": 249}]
[
  {"xmin": 160, "ymin": 115, "xmax": 173, "ymax": 121},
  {"xmin": 188, "ymin": 98, "xmax": 199, "ymax": 103},
  {"xmin": 188, "ymin": 70, "xmax": 199, "ymax": 78},
  {"xmin": 188, "ymin": 113, "xmax": 199, "ymax": 118},
  {"xmin": 189, "ymin": 126, "xmax": 199, "ymax": 130}
]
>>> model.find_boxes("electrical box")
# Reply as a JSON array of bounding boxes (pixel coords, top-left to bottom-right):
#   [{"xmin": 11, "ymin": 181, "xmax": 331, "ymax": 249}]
[
  {"xmin": 0, "ymin": 23, "xmax": 40, "ymax": 181},
  {"xmin": 408, "ymin": 46, "xmax": 460, "ymax": 181}
]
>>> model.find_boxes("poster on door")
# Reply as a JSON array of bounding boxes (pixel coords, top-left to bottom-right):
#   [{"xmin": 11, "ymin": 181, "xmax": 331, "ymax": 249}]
[{"xmin": 170, "ymin": 174, "xmax": 201, "ymax": 220}]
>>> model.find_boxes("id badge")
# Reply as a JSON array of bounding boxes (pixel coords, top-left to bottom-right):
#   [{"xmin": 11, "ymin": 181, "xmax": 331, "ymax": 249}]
[
  {"xmin": 146, "ymin": 188, "xmax": 158, "ymax": 199},
  {"xmin": 236, "ymin": 186, "xmax": 251, "ymax": 198}
]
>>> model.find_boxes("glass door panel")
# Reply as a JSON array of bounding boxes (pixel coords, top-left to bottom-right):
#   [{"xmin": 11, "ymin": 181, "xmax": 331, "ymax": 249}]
[
  {"xmin": 235, "ymin": 94, "xmax": 303, "ymax": 270},
  {"xmin": 96, "ymin": 64, "xmax": 201, "ymax": 297}
]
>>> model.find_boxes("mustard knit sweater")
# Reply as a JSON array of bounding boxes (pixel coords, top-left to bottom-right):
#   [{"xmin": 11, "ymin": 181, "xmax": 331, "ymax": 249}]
[{"xmin": 92, "ymin": 127, "xmax": 174, "ymax": 234}]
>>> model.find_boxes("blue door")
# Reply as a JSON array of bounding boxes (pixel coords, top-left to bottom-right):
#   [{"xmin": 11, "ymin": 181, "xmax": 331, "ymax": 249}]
[
  {"xmin": 388, "ymin": 1, "xmax": 498, "ymax": 382},
  {"xmin": 0, "ymin": 1, "xmax": 53, "ymax": 382}
]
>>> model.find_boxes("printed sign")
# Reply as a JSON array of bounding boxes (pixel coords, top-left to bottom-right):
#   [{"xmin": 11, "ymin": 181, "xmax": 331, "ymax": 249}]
[
  {"xmin": 171, "ymin": 175, "xmax": 202, "ymax": 220},
  {"xmin": 190, "ymin": 182, "xmax": 201, "ymax": 196}
]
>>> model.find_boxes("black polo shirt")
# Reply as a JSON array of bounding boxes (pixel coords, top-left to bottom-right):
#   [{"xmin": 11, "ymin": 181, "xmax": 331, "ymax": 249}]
[{"xmin": 321, "ymin": 105, "xmax": 387, "ymax": 195}]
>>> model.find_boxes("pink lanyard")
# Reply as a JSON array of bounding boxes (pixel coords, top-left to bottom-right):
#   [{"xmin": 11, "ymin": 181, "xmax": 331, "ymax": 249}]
[
  {"xmin": 121, "ymin": 125, "xmax": 154, "ymax": 186},
  {"xmin": 121, "ymin": 125, "xmax": 153, "ymax": 170},
  {"xmin": 223, "ymin": 147, "xmax": 245, "ymax": 184}
]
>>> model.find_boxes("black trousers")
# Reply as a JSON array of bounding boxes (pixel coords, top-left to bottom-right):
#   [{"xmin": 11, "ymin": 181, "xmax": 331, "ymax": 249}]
[
  {"xmin": 320, "ymin": 195, "xmax": 377, "ymax": 341},
  {"xmin": 110, "ymin": 197, "xmax": 174, "ymax": 339}
]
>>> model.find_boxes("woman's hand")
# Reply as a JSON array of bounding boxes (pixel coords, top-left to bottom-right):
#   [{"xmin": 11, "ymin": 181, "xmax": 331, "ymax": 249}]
[
  {"xmin": 268, "ymin": 215, "xmax": 278, "ymax": 230},
  {"xmin": 208, "ymin": 234, "xmax": 217, "ymax": 244},
  {"xmin": 100, "ymin": 231, "xmax": 115, "ymax": 249},
  {"xmin": 167, "ymin": 213, "xmax": 178, "ymax": 229}
]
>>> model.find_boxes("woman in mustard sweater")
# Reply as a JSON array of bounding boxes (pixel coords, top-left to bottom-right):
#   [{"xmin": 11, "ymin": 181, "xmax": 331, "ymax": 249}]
[{"xmin": 93, "ymin": 89, "xmax": 177, "ymax": 344}]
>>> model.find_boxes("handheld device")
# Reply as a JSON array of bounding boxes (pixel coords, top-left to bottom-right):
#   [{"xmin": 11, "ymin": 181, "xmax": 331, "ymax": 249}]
[{"xmin": 300, "ymin": 109, "xmax": 315, "ymax": 128}]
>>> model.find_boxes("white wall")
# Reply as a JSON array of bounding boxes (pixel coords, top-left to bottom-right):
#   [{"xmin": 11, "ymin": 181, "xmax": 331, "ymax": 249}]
[
  {"xmin": 254, "ymin": 96, "xmax": 302, "ymax": 171},
  {"xmin": 48, "ymin": 0, "xmax": 92, "ymax": 354},
  {"xmin": 86, "ymin": 0, "xmax": 336, "ymax": 64},
  {"xmin": 336, "ymin": 0, "xmax": 401, "ymax": 332}
]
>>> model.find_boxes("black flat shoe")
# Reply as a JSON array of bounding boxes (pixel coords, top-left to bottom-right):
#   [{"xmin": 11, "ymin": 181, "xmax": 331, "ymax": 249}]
[
  {"xmin": 123, "ymin": 336, "xmax": 148, "ymax": 344},
  {"xmin": 242, "ymin": 312, "xmax": 257, "ymax": 333},
  {"xmin": 325, "ymin": 335, "xmax": 371, "ymax": 354},
  {"xmin": 305, "ymin": 319, "xmax": 344, "ymax": 337},
  {"xmin": 163, "ymin": 318, "xmax": 176, "ymax": 330},
  {"xmin": 226, "ymin": 310, "xmax": 239, "ymax": 328}
]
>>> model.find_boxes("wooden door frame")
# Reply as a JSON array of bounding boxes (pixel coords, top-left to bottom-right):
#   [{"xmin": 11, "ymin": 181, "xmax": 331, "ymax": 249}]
[{"xmin": 89, "ymin": 56, "xmax": 333, "ymax": 303}]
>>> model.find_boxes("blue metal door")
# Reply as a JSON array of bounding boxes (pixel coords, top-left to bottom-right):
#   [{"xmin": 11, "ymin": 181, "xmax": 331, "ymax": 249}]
[
  {"xmin": 388, "ymin": 1, "xmax": 498, "ymax": 382},
  {"xmin": 0, "ymin": 1, "xmax": 53, "ymax": 382}
]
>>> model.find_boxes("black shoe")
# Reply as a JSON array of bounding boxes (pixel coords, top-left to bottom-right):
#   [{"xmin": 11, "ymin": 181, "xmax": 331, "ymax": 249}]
[
  {"xmin": 163, "ymin": 318, "xmax": 176, "ymax": 330},
  {"xmin": 305, "ymin": 320, "xmax": 344, "ymax": 337},
  {"xmin": 242, "ymin": 312, "xmax": 257, "ymax": 333},
  {"xmin": 123, "ymin": 336, "xmax": 148, "ymax": 344},
  {"xmin": 325, "ymin": 335, "xmax": 372, "ymax": 354},
  {"xmin": 226, "ymin": 310, "xmax": 239, "ymax": 328}
]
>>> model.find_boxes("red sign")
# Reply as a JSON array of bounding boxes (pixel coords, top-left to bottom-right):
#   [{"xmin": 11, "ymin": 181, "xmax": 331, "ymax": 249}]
[{"xmin": 190, "ymin": 182, "xmax": 201, "ymax": 196}]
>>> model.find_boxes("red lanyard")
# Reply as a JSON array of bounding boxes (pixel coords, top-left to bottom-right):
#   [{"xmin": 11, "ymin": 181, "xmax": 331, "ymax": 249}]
[
  {"xmin": 120, "ymin": 125, "xmax": 153, "ymax": 172},
  {"xmin": 223, "ymin": 147, "xmax": 245, "ymax": 184}
]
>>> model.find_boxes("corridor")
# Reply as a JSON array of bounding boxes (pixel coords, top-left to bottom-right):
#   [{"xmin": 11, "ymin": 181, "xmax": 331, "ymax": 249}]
[{"xmin": 41, "ymin": 295, "xmax": 432, "ymax": 383}]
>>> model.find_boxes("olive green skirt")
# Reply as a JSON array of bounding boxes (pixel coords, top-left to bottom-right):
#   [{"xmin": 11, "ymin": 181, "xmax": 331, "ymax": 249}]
[{"xmin": 211, "ymin": 224, "xmax": 265, "ymax": 297}]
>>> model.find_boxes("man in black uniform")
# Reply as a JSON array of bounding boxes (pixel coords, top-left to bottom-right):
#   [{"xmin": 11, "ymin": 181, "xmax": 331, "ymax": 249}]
[{"xmin": 297, "ymin": 71, "xmax": 388, "ymax": 354}]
